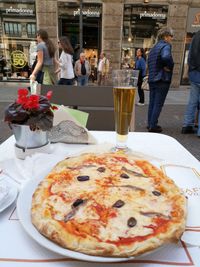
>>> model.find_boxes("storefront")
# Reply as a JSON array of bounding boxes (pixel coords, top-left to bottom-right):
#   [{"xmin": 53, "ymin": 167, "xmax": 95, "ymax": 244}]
[
  {"xmin": 58, "ymin": 2, "xmax": 102, "ymax": 70},
  {"xmin": 181, "ymin": 8, "xmax": 200, "ymax": 85},
  {"xmin": 122, "ymin": 4, "xmax": 168, "ymax": 68},
  {"xmin": 0, "ymin": 1, "xmax": 36, "ymax": 81},
  {"xmin": 1, "ymin": 0, "xmax": 200, "ymax": 87}
]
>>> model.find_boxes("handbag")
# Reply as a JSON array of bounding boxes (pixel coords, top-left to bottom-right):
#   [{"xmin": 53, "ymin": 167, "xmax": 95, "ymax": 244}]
[
  {"xmin": 141, "ymin": 76, "xmax": 149, "ymax": 91},
  {"xmin": 32, "ymin": 57, "xmax": 44, "ymax": 84},
  {"xmin": 36, "ymin": 70, "xmax": 44, "ymax": 84}
]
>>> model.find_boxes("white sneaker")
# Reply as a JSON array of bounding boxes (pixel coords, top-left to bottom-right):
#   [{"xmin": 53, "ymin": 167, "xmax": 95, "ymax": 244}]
[{"xmin": 136, "ymin": 102, "xmax": 145, "ymax": 106}]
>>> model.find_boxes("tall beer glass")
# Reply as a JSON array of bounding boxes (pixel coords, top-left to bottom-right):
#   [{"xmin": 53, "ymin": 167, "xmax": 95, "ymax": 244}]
[{"xmin": 112, "ymin": 70, "xmax": 139, "ymax": 152}]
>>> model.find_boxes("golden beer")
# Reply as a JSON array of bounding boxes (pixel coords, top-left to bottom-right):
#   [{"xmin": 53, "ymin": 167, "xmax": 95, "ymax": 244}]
[
  {"xmin": 112, "ymin": 69, "xmax": 139, "ymax": 151},
  {"xmin": 113, "ymin": 87, "xmax": 136, "ymax": 136}
]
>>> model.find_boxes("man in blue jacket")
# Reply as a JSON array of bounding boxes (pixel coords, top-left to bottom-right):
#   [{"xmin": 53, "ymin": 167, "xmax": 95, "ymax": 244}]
[
  {"xmin": 181, "ymin": 30, "xmax": 200, "ymax": 138},
  {"xmin": 147, "ymin": 27, "xmax": 174, "ymax": 132}
]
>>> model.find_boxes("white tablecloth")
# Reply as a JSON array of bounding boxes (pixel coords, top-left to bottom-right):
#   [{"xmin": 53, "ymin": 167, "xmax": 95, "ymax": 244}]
[{"xmin": 0, "ymin": 131, "xmax": 200, "ymax": 267}]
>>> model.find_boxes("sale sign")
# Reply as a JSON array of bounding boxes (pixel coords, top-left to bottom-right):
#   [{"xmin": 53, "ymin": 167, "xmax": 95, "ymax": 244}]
[{"xmin": 11, "ymin": 50, "xmax": 27, "ymax": 69}]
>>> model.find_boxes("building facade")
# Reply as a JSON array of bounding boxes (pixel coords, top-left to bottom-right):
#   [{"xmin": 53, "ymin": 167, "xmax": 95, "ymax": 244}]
[
  {"xmin": 0, "ymin": 0, "xmax": 200, "ymax": 87},
  {"xmin": 0, "ymin": 0, "xmax": 36, "ymax": 80}
]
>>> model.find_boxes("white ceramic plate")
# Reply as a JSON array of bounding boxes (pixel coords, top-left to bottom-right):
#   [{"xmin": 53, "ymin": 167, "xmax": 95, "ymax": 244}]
[
  {"xmin": 17, "ymin": 178, "xmax": 134, "ymax": 263},
  {"xmin": 0, "ymin": 178, "xmax": 18, "ymax": 213}
]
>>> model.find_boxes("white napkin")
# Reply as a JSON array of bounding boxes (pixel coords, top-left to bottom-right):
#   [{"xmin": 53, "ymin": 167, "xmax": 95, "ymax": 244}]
[{"xmin": 0, "ymin": 153, "xmax": 67, "ymax": 188}]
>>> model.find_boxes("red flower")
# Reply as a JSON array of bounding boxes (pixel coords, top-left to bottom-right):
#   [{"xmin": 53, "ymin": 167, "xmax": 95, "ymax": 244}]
[
  {"xmin": 18, "ymin": 88, "xmax": 29, "ymax": 96},
  {"xmin": 23, "ymin": 95, "xmax": 40, "ymax": 109},
  {"xmin": 16, "ymin": 88, "xmax": 29, "ymax": 105},
  {"xmin": 46, "ymin": 91, "xmax": 53, "ymax": 100}
]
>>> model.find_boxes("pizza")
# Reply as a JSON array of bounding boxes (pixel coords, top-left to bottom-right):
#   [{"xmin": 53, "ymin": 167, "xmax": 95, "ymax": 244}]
[{"xmin": 31, "ymin": 152, "xmax": 187, "ymax": 258}]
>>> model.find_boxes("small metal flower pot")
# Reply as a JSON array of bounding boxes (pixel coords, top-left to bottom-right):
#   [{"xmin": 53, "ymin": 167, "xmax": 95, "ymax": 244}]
[{"xmin": 11, "ymin": 124, "xmax": 48, "ymax": 149}]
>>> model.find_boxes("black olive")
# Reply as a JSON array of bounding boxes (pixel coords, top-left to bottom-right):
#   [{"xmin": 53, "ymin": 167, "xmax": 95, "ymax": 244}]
[
  {"xmin": 97, "ymin": 167, "xmax": 106, "ymax": 172},
  {"xmin": 152, "ymin": 191, "xmax": 161, "ymax": 196},
  {"xmin": 127, "ymin": 217, "xmax": 137, "ymax": 227},
  {"xmin": 72, "ymin": 199, "xmax": 84, "ymax": 208},
  {"xmin": 77, "ymin": 175, "xmax": 90, "ymax": 181},
  {"xmin": 120, "ymin": 173, "xmax": 130, "ymax": 179},
  {"xmin": 112, "ymin": 200, "xmax": 125, "ymax": 208}
]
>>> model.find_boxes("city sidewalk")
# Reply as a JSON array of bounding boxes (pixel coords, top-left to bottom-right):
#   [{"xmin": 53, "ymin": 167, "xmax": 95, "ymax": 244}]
[{"xmin": 0, "ymin": 82, "xmax": 199, "ymax": 160}]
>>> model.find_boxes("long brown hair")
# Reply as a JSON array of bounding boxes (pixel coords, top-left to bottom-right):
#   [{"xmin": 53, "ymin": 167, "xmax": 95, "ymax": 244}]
[
  {"xmin": 59, "ymin": 36, "xmax": 74, "ymax": 55},
  {"xmin": 37, "ymin": 29, "xmax": 55, "ymax": 58}
]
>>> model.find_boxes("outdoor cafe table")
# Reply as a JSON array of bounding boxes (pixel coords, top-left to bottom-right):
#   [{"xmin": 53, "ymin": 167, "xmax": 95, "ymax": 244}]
[{"xmin": 0, "ymin": 131, "xmax": 200, "ymax": 267}]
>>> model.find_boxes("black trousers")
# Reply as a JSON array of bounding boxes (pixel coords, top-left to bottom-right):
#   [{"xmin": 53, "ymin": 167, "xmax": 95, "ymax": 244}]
[{"xmin": 137, "ymin": 80, "xmax": 145, "ymax": 104}]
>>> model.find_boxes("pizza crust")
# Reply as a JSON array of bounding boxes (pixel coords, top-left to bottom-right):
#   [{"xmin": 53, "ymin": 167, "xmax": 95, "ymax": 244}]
[{"xmin": 31, "ymin": 152, "xmax": 187, "ymax": 257}]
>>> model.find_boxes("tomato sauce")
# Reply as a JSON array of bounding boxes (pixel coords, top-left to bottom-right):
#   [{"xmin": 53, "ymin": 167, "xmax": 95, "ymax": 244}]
[
  {"xmin": 113, "ymin": 156, "xmax": 130, "ymax": 164},
  {"xmin": 93, "ymin": 203, "xmax": 117, "ymax": 224},
  {"xmin": 106, "ymin": 217, "xmax": 170, "ymax": 246}
]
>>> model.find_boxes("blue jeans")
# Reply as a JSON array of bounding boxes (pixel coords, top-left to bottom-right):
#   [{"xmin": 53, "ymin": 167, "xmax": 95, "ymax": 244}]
[
  {"xmin": 183, "ymin": 82, "xmax": 200, "ymax": 136},
  {"xmin": 148, "ymin": 81, "xmax": 170, "ymax": 128},
  {"xmin": 77, "ymin": 75, "xmax": 88, "ymax": 86}
]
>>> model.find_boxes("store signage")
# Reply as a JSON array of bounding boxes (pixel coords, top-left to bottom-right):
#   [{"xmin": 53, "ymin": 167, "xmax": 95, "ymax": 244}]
[
  {"xmin": 73, "ymin": 8, "xmax": 100, "ymax": 17},
  {"xmin": 5, "ymin": 6, "xmax": 34, "ymax": 15},
  {"xmin": 11, "ymin": 51, "xmax": 27, "ymax": 69},
  {"xmin": 187, "ymin": 8, "xmax": 200, "ymax": 32},
  {"xmin": 139, "ymin": 11, "xmax": 166, "ymax": 20}
]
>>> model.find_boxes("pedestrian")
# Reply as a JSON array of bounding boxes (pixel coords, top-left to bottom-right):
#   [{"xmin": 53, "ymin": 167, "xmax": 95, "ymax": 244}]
[
  {"xmin": 181, "ymin": 30, "xmax": 200, "ymax": 137},
  {"xmin": 147, "ymin": 27, "xmax": 174, "ymax": 133},
  {"xmin": 97, "ymin": 52, "xmax": 110, "ymax": 86},
  {"xmin": 30, "ymin": 29, "xmax": 57, "ymax": 85},
  {"xmin": 74, "ymin": 52, "xmax": 91, "ymax": 86},
  {"xmin": 56, "ymin": 36, "xmax": 75, "ymax": 85},
  {"xmin": 0, "ymin": 55, "xmax": 6, "ymax": 78},
  {"xmin": 135, "ymin": 48, "xmax": 146, "ymax": 105}
]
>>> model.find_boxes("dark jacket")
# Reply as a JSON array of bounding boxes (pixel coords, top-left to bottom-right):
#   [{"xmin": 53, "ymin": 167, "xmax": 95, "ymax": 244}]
[
  {"xmin": 148, "ymin": 40, "xmax": 174, "ymax": 83},
  {"xmin": 188, "ymin": 31, "xmax": 200, "ymax": 83}
]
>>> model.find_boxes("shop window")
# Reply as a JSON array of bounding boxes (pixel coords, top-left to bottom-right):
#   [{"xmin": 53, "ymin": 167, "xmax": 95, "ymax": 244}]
[
  {"xmin": 4, "ymin": 22, "xmax": 22, "ymax": 37},
  {"xmin": 122, "ymin": 4, "xmax": 168, "ymax": 68},
  {"xmin": 58, "ymin": 2, "xmax": 102, "ymax": 53},
  {"xmin": 27, "ymin": 23, "xmax": 36, "ymax": 38}
]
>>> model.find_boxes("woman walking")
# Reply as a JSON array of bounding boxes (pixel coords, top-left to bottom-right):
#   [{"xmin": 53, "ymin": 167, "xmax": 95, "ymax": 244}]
[
  {"xmin": 56, "ymin": 36, "xmax": 75, "ymax": 85},
  {"xmin": 135, "ymin": 48, "xmax": 146, "ymax": 105},
  {"xmin": 30, "ymin": 29, "xmax": 57, "ymax": 85}
]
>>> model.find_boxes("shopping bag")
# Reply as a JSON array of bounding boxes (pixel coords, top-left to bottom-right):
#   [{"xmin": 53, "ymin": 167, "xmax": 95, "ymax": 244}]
[{"xmin": 141, "ymin": 76, "xmax": 149, "ymax": 91}]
